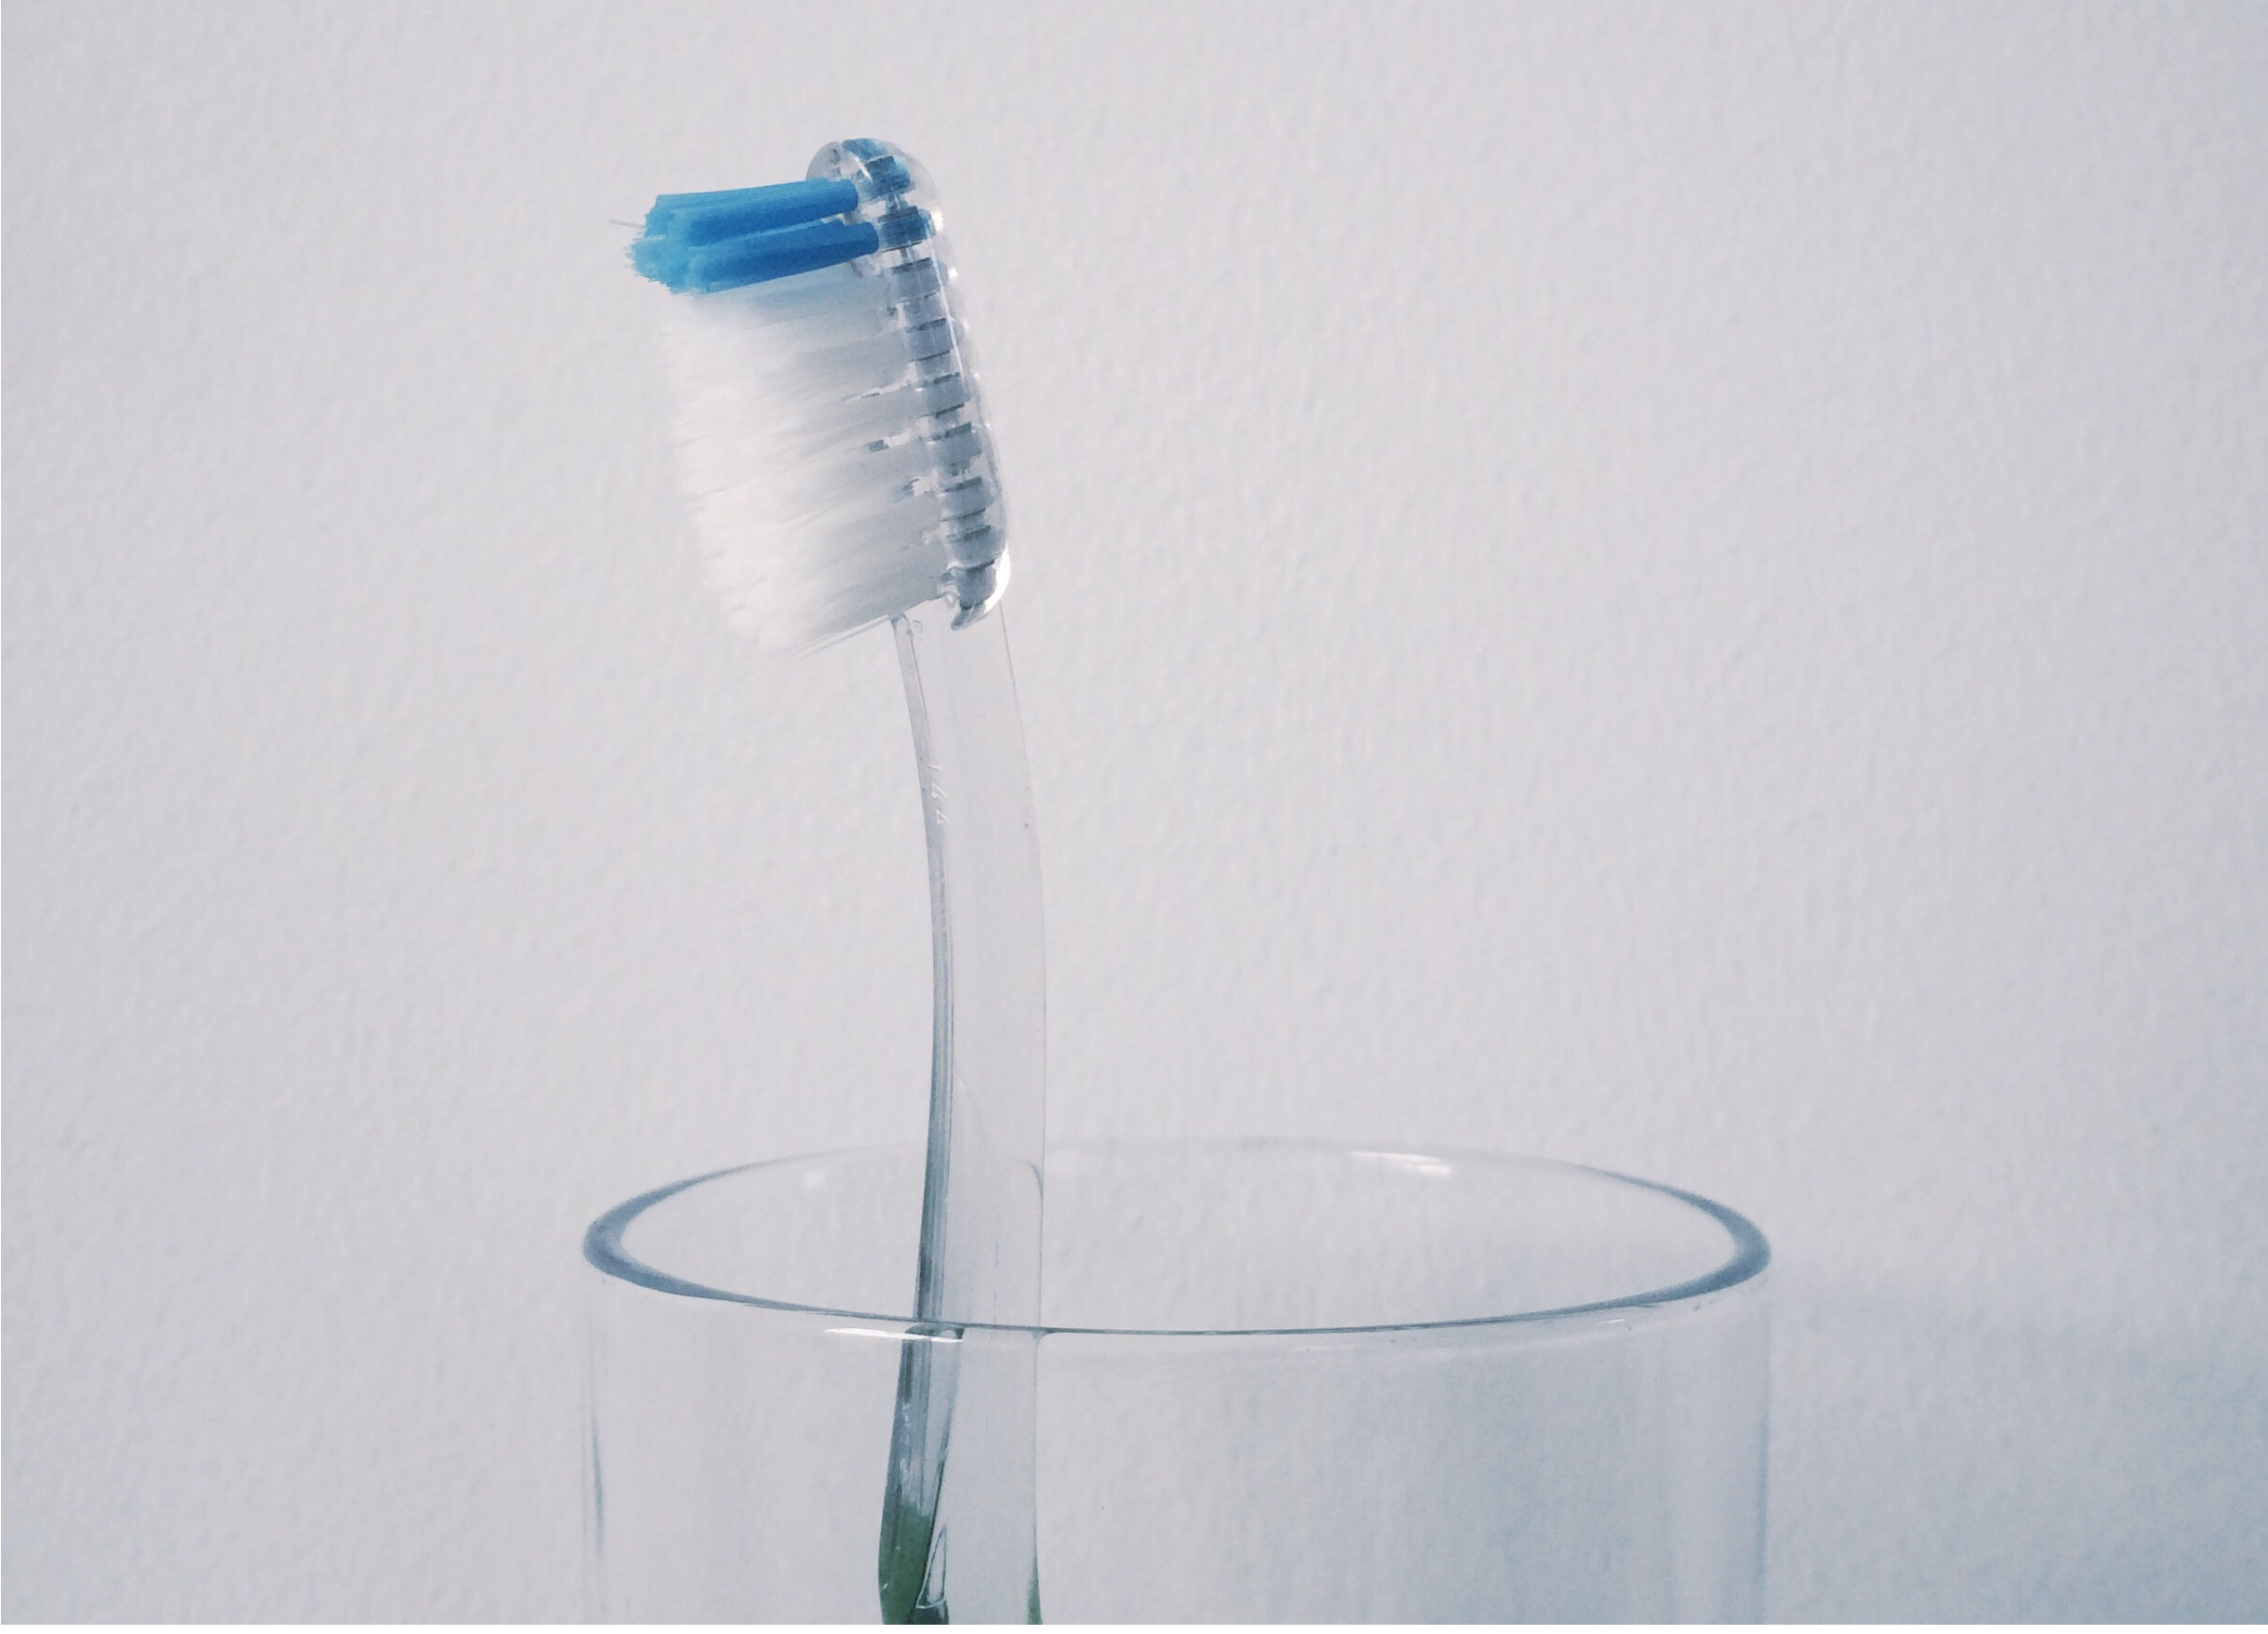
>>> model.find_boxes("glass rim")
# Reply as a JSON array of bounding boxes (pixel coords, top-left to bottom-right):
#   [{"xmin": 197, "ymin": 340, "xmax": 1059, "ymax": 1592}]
[{"xmin": 583, "ymin": 1138, "xmax": 1771, "ymax": 1339}]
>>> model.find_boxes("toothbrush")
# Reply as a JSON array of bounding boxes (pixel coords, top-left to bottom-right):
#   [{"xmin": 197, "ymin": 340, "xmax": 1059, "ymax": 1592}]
[{"xmin": 630, "ymin": 140, "xmax": 1046, "ymax": 1623}]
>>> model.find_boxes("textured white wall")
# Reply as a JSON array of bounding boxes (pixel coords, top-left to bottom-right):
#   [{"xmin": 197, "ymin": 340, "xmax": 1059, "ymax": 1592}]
[{"xmin": 7, "ymin": 0, "xmax": 2264, "ymax": 1619}]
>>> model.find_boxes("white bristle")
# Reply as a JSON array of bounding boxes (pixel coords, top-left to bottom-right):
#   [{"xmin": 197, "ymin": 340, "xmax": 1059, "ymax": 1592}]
[{"xmin": 660, "ymin": 263, "xmax": 971, "ymax": 652}]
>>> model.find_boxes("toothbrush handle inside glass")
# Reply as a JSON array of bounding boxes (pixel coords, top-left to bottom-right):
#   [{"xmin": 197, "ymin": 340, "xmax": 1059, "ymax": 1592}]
[{"xmin": 881, "ymin": 602, "xmax": 1047, "ymax": 1623}]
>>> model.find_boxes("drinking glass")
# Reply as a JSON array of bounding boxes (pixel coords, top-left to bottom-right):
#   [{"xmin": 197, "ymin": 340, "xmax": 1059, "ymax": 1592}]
[{"xmin": 585, "ymin": 1140, "xmax": 1769, "ymax": 1622}]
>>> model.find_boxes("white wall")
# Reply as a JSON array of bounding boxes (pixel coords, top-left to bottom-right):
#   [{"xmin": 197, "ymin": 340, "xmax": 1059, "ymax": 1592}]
[{"xmin": 7, "ymin": 0, "xmax": 2263, "ymax": 1618}]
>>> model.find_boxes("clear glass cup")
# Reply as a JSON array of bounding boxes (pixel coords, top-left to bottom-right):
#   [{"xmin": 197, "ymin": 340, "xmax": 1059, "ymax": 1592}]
[{"xmin": 584, "ymin": 1141, "xmax": 1769, "ymax": 1622}]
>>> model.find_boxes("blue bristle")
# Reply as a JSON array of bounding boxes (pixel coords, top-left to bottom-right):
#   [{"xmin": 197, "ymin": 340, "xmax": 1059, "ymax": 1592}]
[
  {"xmin": 633, "ymin": 178, "xmax": 874, "ymax": 292},
  {"xmin": 656, "ymin": 179, "xmax": 860, "ymax": 242},
  {"xmin": 641, "ymin": 187, "xmax": 754, "ymax": 235},
  {"xmin": 681, "ymin": 218, "xmax": 882, "ymax": 292},
  {"xmin": 631, "ymin": 232, "xmax": 690, "ymax": 285}
]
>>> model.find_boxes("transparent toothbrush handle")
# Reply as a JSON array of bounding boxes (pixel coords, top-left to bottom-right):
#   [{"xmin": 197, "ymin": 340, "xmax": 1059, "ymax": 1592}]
[
  {"xmin": 896, "ymin": 600, "xmax": 1046, "ymax": 1329},
  {"xmin": 881, "ymin": 598, "xmax": 1046, "ymax": 1623}
]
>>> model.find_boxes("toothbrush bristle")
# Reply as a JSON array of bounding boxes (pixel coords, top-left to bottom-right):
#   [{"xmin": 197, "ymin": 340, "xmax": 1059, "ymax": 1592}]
[
  {"xmin": 634, "ymin": 142, "xmax": 1007, "ymax": 651},
  {"xmin": 634, "ymin": 179, "xmax": 879, "ymax": 294}
]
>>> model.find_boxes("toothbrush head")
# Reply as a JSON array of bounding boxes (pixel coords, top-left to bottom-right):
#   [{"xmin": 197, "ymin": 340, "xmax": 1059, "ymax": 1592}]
[{"xmin": 631, "ymin": 140, "xmax": 1007, "ymax": 652}]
